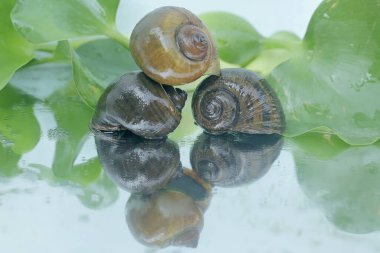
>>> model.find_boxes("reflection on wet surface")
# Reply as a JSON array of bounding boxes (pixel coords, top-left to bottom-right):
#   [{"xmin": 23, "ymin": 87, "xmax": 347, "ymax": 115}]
[
  {"xmin": 191, "ymin": 133, "xmax": 283, "ymax": 187},
  {"xmin": 94, "ymin": 131, "xmax": 283, "ymax": 248},
  {"xmin": 1, "ymin": 73, "xmax": 380, "ymax": 252},
  {"xmin": 291, "ymin": 133, "xmax": 380, "ymax": 234}
]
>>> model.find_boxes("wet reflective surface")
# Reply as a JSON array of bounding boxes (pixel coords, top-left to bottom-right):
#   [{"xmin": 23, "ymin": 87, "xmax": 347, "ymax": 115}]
[{"xmin": 1, "ymin": 69, "xmax": 380, "ymax": 253}]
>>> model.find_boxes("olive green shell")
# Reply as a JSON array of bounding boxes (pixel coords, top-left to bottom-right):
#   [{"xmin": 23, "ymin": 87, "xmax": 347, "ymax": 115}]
[
  {"xmin": 90, "ymin": 72, "xmax": 187, "ymax": 139},
  {"xmin": 192, "ymin": 68, "xmax": 285, "ymax": 135},
  {"xmin": 130, "ymin": 6, "xmax": 220, "ymax": 85},
  {"xmin": 190, "ymin": 133, "xmax": 283, "ymax": 187},
  {"xmin": 94, "ymin": 132, "xmax": 180, "ymax": 194}
]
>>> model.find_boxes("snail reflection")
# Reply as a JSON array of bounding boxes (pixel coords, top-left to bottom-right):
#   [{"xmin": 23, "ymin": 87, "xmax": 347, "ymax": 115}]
[
  {"xmin": 126, "ymin": 169, "xmax": 211, "ymax": 248},
  {"xmin": 191, "ymin": 133, "xmax": 283, "ymax": 187},
  {"xmin": 94, "ymin": 131, "xmax": 181, "ymax": 194},
  {"xmin": 94, "ymin": 132, "xmax": 211, "ymax": 248}
]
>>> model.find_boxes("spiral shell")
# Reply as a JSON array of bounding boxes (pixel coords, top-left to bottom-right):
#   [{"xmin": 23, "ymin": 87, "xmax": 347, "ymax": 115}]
[
  {"xmin": 90, "ymin": 72, "xmax": 187, "ymax": 139},
  {"xmin": 94, "ymin": 132, "xmax": 180, "ymax": 194},
  {"xmin": 130, "ymin": 6, "xmax": 220, "ymax": 85},
  {"xmin": 190, "ymin": 133, "xmax": 283, "ymax": 187},
  {"xmin": 192, "ymin": 68, "xmax": 285, "ymax": 135}
]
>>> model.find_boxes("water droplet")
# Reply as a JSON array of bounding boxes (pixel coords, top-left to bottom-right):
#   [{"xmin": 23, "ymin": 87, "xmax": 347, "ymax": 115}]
[
  {"xmin": 323, "ymin": 13, "xmax": 330, "ymax": 19},
  {"xmin": 350, "ymin": 72, "xmax": 374, "ymax": 91},
  {"xmin": 330, "ymin": 75, "xmax": 336, "ymax": 82},
  {"xmin": 91, "ymin": 194, "xmax": 100, "ymax": 202}
]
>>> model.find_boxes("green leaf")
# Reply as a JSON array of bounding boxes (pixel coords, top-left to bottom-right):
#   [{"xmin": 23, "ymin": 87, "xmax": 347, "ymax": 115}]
[
  {"xmin": 47, "ymin": 83, "xmax": 96, "ymax": 183},
  {"xmin": 72, "ymin": 38, "xmax": 139, "ymax": 108},
  {"xmin": 0, "ymin": 86, "xmax": 40, "ymax": 154},
  {"xmin": 0, "ymin": 144, "xmax": 22, "ymax": 178},
  {"xmin": 269, "ymin": 0, "xmax": 380, "ymax": 145},
  {"xmin": 200, "ymin": 12, "xmax": 263, "ymax": 66},
  {"xmin": 291, "ymin": 133, "xmax": 380, "ymax": 233},
  {"xmin": 11, "ymin": 0, "xmax": 127, "ymax": 45},
  {"xmin": 0, "ymin": 0, "xmax": 33, "ymax": 91},
  {"xmin": 71, "ymin": 158, "xmax": 102, "ymax": 185},
  {"xmin": 168, "ymin": 92, "xmax": 202, "ymax": 141},
  {"xmin": 76, "ymin": 171, "xmax": 119, "ymax": 209},
  {"xmin": 10, "ymin": 62, "xmax": 72, "ymax": 100},
  {"xmin": 246, "ymin": 31, "xmax": 302, "ymax": 76}
]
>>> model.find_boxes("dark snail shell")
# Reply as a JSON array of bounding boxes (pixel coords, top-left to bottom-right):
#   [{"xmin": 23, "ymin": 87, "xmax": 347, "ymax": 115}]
[
  {"xmin": 190, "ymin": 133, "xmax": 283, "ymax": 187},
  {"xmin": 94, "ymin": 132, "xmax": 180, "ymax": 194},
  {"xmin": 130, "ymin": 6, "xmax": 220, "ymax": 85},
  {"xmin": 192, "ymin": 68, "xmax": 285, "ymax": 135},
  {"xmin": 90, "ymin": 72, "xmax": 187, "ymax": 139}
]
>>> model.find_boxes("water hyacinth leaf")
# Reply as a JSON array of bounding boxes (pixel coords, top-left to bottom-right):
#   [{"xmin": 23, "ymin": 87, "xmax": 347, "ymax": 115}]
[
  {"xmin": 0, "ymin": 86, "xmax": 40, "ymax": 154},
  {"xmin": 0, "ymin": 145, "xmax": 22, "ymax": 178},
  {"xmin": 169, "ymin": 93, "xmax": 202, "ymax": 141},
  {"xmin": 47, "ymin": 84, "xmax": 95, "ymax": 182},
  {"xmin": 0, "ymin": 0, "xmax": 34, "ymax": 91},
  {"xmin": 269, "ymin": 0, "xmax": 380, "ymax": 145},
  {"xmin": 200, "ymin": 12, "xmax": 263, "ymax": 66},
  {"xmin": 10, "ymin": 62, "xmax": 72, "ymax": 100},
  {"xmin": 72, "ymin": 39, "xmax": 139, "ymax": 109},
  {"xmin": 71, "ymin": 157, "xmax": 102, "ymax": 186},
  {"xmin": 291, "ymin": 133, "xmax": 380, "ymax": 233},
  {"xmin": 246, "ymin": 31, "xmax": 302, "ymax": 76},
  {"xmin": 11, "ymin": 0, "xmax": 125, "ymax": 44},
  {"xmin": 77, "ymin": 171, "xmax": 119, "ymax": 209}
]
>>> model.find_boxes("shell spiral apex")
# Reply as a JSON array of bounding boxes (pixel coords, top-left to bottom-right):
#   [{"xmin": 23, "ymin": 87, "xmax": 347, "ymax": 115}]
[
  {"xmin": 130, "ymin": 6, "xmax": 220, "ymax": 85},
  {"xmin": 192, "ymin": 68, "xmax": 285, "ymax": 135}
]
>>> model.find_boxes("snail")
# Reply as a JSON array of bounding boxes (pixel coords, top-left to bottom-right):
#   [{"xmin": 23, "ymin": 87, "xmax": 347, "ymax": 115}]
[
  {"xmin": 126, "ymin": 169, "xmax": 211, "ymax": 248},
  {"xmin": 130, "ymin": 6, "xmax": 220, "ymax": 85},
  {"xmin": 190, "ymin": 133, "xmax": 283, "ymax": 187},
  {"xmin": 94, "ymin": 131, "xmax": 180, "ymax": 194},
  {"xmin": 90, "ymin": 72, "xmax": 187, "ymax": 139},
  {"xmin": 192, "ymin": 68, "xmax": 285, "ymax": 135}
]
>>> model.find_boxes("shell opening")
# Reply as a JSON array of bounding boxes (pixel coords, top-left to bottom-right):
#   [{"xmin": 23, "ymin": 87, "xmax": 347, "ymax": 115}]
[{"xmin": 176, "ymin": 24, "xmax": 209, "ymax": 61}]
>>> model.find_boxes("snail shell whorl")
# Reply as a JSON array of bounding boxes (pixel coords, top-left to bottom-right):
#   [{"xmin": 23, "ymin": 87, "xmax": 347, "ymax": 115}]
[
  {"xmin": 130, "ymin": 6, "xmax": 220, "ymax": 85},
  {"xmin": 90, "ymin": 72, "xmax": 187, "ymax": 139},
  {"xmin": 190, "ymin": 133, "xmax": 284, "ymax": 187},
  {"xmin": 192, "ymin": 68, "xmax": 285, "ymax": 135}
]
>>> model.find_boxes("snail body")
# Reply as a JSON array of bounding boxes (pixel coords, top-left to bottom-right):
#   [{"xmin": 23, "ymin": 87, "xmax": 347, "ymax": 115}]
[
  {"xmin": 130, "ymin": 6, "xmax": 220, "ymax": 85},
  {"xmin": 192, "ymin": 68, "xmax": 285, "ymax": 135},
  {"xmin": 94, "ymin": 132, "xmax": 180, "ymax": 194},
  {"xmin": 90, "ymin": 72, "xmax": 187, "ymax": 139}
]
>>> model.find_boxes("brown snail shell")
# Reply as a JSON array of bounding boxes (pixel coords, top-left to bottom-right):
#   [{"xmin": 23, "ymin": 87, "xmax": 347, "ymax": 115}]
[
  {"xmin": 190, "ymin": 133, "xmax": 283, "ymax": 187},
  {"xmin": 125, "ymin": 168, "xmax": 211, "ymax": 248},
  {"xmin": 90, "ymin": 72, "xmax": 187, "ymax": 139},
  {"xmin": 126, "ymin": 191, "xmax": 203, "ymax": 248},
  {"xmin": 166, "ymin": 168, "xmax": 212, "ymax": 212},
  {"xmin": 130, "ymin": 6, "xmax": 220, "ymax": 85},
  {"xmin": 94, "ymin": 132, "xmax": 180, "ymax": 194},
  {"xmin": 192, "ymin": 68, "xmax": 285, "ymax": 135},
  {"xmin": 125, "ymin": 169, "xmax": 211, "ymax": 248}
]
